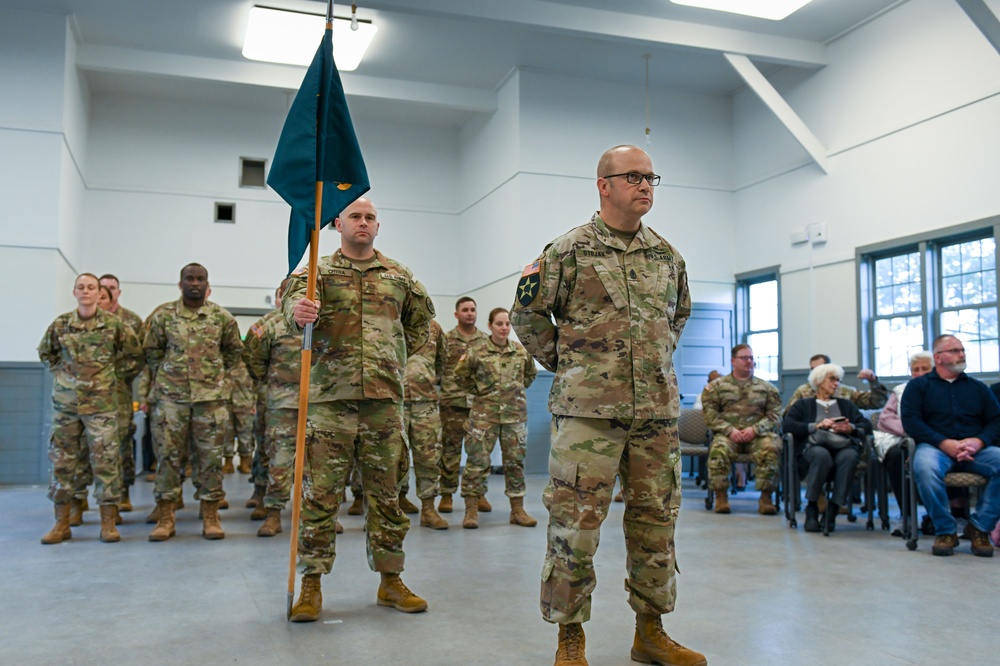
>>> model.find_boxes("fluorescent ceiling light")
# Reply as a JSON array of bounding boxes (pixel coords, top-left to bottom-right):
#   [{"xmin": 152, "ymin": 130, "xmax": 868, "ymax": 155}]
[
  {"xmin": 243, "ymin": 6, "xmax": 377, "ymax": 71},
  {"xmin": 669, "ymin": 0, "xmax": 814, "ymax": 21}
]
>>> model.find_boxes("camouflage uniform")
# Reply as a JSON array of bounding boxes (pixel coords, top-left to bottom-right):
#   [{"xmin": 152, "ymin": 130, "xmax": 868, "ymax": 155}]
[
  {"xmin": 784, "ymin": 381, "xmax": 888, "ymax": 415},
  {"xmin": 701, "ymin": 373, "xmax": 783, "ymax": 491},
  {"xmin": 144, "ymin": 298, "xmax": 243, "ymax": 503},
  {"xmin": 402, "ymin": 319, "xmax": 447, "ymax": 500},
  {"xmin": 226, "ymin": 359, "xmax": 256, "ymax": 460},
  {"xmin": 283, "ymin": 249, "xmax": 433, "ymax": 575},
  {"xmin": 511, "ymin": 213, "xmax": 691, "ymax": 625},
  {"xmin": 456, "ymin": 337, "xmax": 537, "ymax": 498},
  {"xmin": 244, "ymin": 309, "xmax": 302, "ymax": 509},
  {"xmin": 438, "ymin": 326, "xmax": 489, "ymax": 495},
  {"xmin": 38, "ymin": 308, "xmax": 143, "ymax": 506}
]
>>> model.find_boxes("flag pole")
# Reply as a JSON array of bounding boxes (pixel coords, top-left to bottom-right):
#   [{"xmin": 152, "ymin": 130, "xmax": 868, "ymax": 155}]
[{"xmin": 287, "ymin": 2, "xmax": 334, "ymax": 621}]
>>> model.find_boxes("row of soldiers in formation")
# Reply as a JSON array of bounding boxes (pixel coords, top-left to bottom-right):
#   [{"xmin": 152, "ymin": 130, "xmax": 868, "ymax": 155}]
[{"xmin": 37, "ymin": 268, "xmax": 538, "ymax": 545}]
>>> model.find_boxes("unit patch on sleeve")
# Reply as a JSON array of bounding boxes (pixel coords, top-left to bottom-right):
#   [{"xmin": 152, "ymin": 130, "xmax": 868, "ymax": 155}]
[{"xmin": 516, "ymin": 260, "xmax": 541, "ymax": 307}]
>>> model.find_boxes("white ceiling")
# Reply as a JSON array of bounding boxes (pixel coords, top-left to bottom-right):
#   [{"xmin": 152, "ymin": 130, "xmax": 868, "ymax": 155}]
[{"xmin": 4, "ymin": 0, "xmax": 910, "ymax": 126}]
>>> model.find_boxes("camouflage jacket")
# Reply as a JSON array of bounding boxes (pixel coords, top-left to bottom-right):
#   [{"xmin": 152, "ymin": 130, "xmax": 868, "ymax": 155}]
[
  {"xmin": 439, "ymin": 326, "xmax": 489, "ymax": 408},
  {"xmin": 143, "ymin": 298, "xmax": 243, "ymax": 403},
  {"xmin": 456, "ymin": 338, "xmax": 537, "ymax": 425},
  {"xmin": 404, "ymin": 319, "xmax": 446, "ymax": 403},
  {"xmin": 38, "ymin": 308, "xmax": 143, "ymax": 415},
  {"xmin": 784, "ymin": 381, "xmax": 888, "ymax": 416},
  {"xmin": 702, "ymin": 373, "xmax": 782, "ymax": 437},
  {"xmin": 511, "ymin": 213, "xmax": 691, "ymax": 420},
  {"xmin": 282, "ymin": 249, "xmax": 434, "ymax": 403},
  {"xmin": 114, "ymin": 305, "xmax": 144, "ymax": 336},
  {"xmin": 228, "ymin": 358, "xmax": 256, "ymax": 412},
  {"xmin": 243, "ymin": 309, "xmax": 303, "ymax": 411}
]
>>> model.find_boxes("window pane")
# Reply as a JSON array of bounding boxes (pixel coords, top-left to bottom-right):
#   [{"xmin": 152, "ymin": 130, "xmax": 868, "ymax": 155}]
[
  {"xmin": 875, "ymin": 257, "xmax": 893, "ymax": 288},
  {"xmin": 941, "ymin": 244, "xmax": 961, "ymax": 277},
  {"xmin": 943, "ymin": 276, "xmax": 963, "ymax": 307},
  {"xmin": 876, "ymin": 286, "xmax": 893, "ymax": 315},
  {"xmin": 941, "ymin": 306, "xmax": 1000, "ymax": 373},
  {"xmin": 748, "ymin": 280, "xmax": 777, "ymax": 331},
  {"xmin": 873, "ymin": 315, "xmax": 924, "ymax": 377},
  {"xmin": 747, "ymin": 331, "xmax": 778, "ymax": 382}
]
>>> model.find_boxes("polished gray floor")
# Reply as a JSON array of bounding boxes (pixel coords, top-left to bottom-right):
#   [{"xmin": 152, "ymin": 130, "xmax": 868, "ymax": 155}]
[{"xmin": 2, "ymin": 473, "xmax": 996, "ymax": 665}]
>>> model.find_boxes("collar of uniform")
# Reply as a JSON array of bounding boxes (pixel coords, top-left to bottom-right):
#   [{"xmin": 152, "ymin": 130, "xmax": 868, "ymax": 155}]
[
  {"xmin": 175, "ymin": 297, "xmax": 208, "ymax": 319},
  {"xmin": 331, "ymin": 249, "xmax": 387, "ymax": 271},
  {"xmin": 70, "ymin": 308, "xmax": 106, "ymax": 329},
  {"xmin": 485, "ymin": 338, "xmax": 513, "ymax": 354},
  {"xmin": 590, "ymin": 213, "xmax": 662, "ymax": 252}
]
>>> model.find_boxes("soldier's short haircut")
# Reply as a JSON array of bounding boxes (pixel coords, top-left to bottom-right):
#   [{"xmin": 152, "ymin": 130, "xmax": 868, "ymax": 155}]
[
  {"xmin": 455, "ymin": 296, "xmax": 476, "ymax": 311},
  {"xmin": 731, "ymin": 343, "xmax": 751, "ymax": 358},
  {"xmin": 597, "ymin": 144, "xmax": 639, "ymax": 177},
  {"xmin": 488, "ymin": 307, "xmax": 508, "ymax": 326},
  {"xmin": 98, "ymin": 273, "xmax": 120, "ymax": 286},
  {"xmin": 180, "ymin": 263, "xmax": 208, "ymax": 280},
  {"xmin": 809, "ymin": 353, "xmax": 831, "ymax": 365},
  {"xmin": 932, "ymin": 334, "xmax": 959, "ymax": 353},
  {"xmin": 75, "ymin": 272, "xmax": 99, "ymax": 285}
]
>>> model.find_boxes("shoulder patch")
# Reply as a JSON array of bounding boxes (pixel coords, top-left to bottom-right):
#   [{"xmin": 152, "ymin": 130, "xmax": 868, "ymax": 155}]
[
  {"xmin": 516, "ymin": 260, "xmax": 542, "ymax": 307},
  {"xmin": 521, "ymin": 260, "xmax": 541, "ymax": 277},
  {"xmin": 249, "ymin": 323, "xmax": 265, "ymax": 339},
  {"xmin": 292, "ymin": 267, "xmax": 308, "ymax": 276}
]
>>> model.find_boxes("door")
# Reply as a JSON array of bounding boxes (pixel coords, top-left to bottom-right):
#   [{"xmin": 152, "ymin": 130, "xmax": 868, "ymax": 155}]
[{"xmin": 675, "ymin": 304, "xmax": 733, "ymax": 408}]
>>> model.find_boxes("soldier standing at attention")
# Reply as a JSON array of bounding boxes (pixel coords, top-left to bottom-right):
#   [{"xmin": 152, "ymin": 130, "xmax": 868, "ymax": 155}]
[
  {"xmin": 511, "ymin": 145, "xmax": 706, "ymax": 666},
  {"xmin": 284, "ymin": 196, "xmax": 434, "ymax": 622},
  {"xmin": 38, "ymin": 273, "xmax": 142, "ymax": 544},
  {"xmin": 402, "ymin": 317, "xmax": 450, "ymax": 529},
  {"xmin": 701, "ymin": 344, "xmax": 783, "ymax": 515},
  {"xmin": 98, "ymin": 274, "xmax": 145, "ymax": 513},
  {"xmin": 437, "ymin": 297, "xmax": 489, "ymax": 514},
  {"xmin": 144, "ymin": 263, "xmax": 243, "ymax": 541},
  {"xmin": 456, "ymin": 307, "xmax": 538, "ymax": 529}
]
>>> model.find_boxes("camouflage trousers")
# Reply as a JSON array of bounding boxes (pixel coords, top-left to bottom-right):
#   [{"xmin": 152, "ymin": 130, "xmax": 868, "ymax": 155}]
[
  {"xmin": 541, "ymin": 415, "xmax": 681, "ymax": 625},
  {"xmin": 152, "ymin": 400, "xmax": 228, "ymax": 503},
  {"xmin": 461, "ymin": 420, "xmax": 527, "ymax": 499},
  {"xmin": 226, "ymin": 407, "xmax": 255, "ymax": 458},
  {"xmin": 48, "ymin": 409, "xmax": 121, "ymax": 506},
  {"xmin": 262, "ymin": 407, "xmax": 299, "ymax": 510},
  {"xmin": 401, "ymin": 401, "xmax": 442, "ymax": 500},
  {"xmin": 708, "ymin": 433, "xmax": 781, "ymax": 492},
  {"xmin": 250, "ymin": 405, "xmax": 270, "ymax": 487},
  {"xmin": 298, "ymin": 400, "xmax": 409, "ymax": 576},
  {"xmin": 118, "ymin": 400, "xmax": 137, "ymax": 488},
  {"xmin": 438, "ymin": 404, "xmax": 470, "ymax": 495}
]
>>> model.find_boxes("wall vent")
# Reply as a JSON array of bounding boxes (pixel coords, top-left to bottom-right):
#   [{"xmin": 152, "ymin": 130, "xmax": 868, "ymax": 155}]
[
  {"xmin": 240, "ymin": 157, "xmax": 267, "ymax": 188},
  {"xmin": 215, "ymin": 202, "xmax": 235, "ymax": 224}
]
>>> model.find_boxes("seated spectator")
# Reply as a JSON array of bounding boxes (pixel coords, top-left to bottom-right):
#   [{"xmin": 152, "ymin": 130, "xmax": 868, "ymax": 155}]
[
  {"xmin": 901, "ymin": 334, "xmax": 1000, "ymax": 557},
  {"xmin": 782, "ymin": 363, "xmax": 872, "ymax": 533},
  {"xmin": 784, "ymin": 353, "xmax": 889, "ymax": 415},
  {"xmin": 702, "ymin": 345, "xmax": 782, "ymax": 515},
  {"xmin": 692, "ymin": 370, "xmax": 722, "ymax": 410},
  {"xmin": 873, "ymin": 350, "xmax": 933, "ymax": 518}
]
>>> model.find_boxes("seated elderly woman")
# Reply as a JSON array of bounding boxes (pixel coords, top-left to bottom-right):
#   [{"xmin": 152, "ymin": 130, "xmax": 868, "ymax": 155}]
[
  {"xmin": 783, "ymin": 363, "xmax": 873, "ymax": 533},
  {"xmin": 874, "ymin": 350, "xmax": 933, "ymax": 518}
]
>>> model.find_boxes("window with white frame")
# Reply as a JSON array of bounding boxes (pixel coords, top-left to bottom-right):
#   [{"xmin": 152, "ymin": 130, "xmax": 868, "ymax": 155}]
[
  {"xmin": 859, "ymin": 222, "xmax": 999, "ymax": 379},
  {"xmin": 737, "ymin": 270, "xmax": 780, "ymax": 382}
]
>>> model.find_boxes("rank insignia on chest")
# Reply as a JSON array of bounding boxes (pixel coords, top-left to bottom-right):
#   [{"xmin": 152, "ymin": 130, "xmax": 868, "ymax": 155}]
[{"xmin": 517, "ymin": 261, "xmax": 541, "ymax": 307}]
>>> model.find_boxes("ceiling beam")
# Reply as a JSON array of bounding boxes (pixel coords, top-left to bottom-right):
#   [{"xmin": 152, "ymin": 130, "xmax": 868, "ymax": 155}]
[
  {"xmin": 362, "ymin": 0, "xmax": 828, "ymax": 68},
  {"xmin": 955, "ymin": 0, "xmax": 1000, "ymax": 55},
  {"xmin": 75, "ymin": 44, "xmax": 497, "ymax": 113},
  {"xmin": 724, "ymin": 53, "xmax": 829, "ymax": 174}
]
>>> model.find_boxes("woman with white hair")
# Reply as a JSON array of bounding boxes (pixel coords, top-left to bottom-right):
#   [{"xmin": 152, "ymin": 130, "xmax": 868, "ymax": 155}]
[
  {"xmin": 874, "ymin": 351, "xmax": 933, "ymax": 518},
  {"xmin": 783, "ymin": 363, "xmax": 873, "ymax": 533}
]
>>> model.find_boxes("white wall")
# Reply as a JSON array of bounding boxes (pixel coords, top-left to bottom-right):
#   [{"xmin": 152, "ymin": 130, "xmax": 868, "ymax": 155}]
[{"xmin": 732, "ymin": 0, "xmax": 1000, "ymax": 370}]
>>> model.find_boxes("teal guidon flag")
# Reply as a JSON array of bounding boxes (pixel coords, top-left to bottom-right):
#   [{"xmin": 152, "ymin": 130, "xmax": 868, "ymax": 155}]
[{"xmin": 267, "ymin": 23, "xmax": 370, "ymax": 275}]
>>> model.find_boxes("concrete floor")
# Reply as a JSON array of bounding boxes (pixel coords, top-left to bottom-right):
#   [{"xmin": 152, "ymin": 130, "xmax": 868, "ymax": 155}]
[{"xmin": 2, "ymin": 473, "xmax": 997, "ymax": 665}]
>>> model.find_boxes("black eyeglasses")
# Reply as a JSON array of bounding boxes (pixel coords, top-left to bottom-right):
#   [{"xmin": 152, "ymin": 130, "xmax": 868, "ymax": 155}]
[
  {"xmin": 733, "ymin": 355, "xmax": 755, "ymax": 362},
  {"xmin": 937, "ymin": 347, "xmax": 966, "ymax": 355},
  {"xmin": 602, "ymin": 172, "xmax": 661, "ymax": 186}
]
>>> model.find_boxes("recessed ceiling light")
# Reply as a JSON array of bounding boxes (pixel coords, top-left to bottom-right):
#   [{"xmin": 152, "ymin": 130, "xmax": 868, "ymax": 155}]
[
  {"xmin": 242, "ymin": 6, "xmax": 377, "ymax": 71},
  {"xmin": 669, "ymin": 0, "xmax": 814, "ymax": 21}
]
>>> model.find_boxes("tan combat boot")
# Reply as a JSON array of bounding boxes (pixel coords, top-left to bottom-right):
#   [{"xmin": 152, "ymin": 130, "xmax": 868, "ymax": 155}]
[
  {"xmin": 554, "ymin": 623, "xmax": 588, "ymax": 666},
  {"xmin": 713, "ymin": 488, "xmax": 731, "ymax": 514},
  {"xmin": 509, "ymin": 496, "xmax": 538, "ymax": 527},
  {"xmin": 119, "ymin": 487, "xmax": 133, "ymax": 512},
  {"xmin": 99, "ymin": 505, "xmax": 121, "ymax": 542},
  {"xmin": 398, "ymin": 492, "xmax": 419, "ymax": 515},
  {"xmin": 245, "ymin": 484, "xmax": 265, "ymax": 509},
  {"xmin": 478, "ymin": 495, "xmax": 493, "ymax": 512},
  {"xmin": 41, "ymin": 504, "xmax": 72, "ymax": 545},
  {"xmin": 632, "ymin": 613, "xmax": 707, "ymax": 666},
  {"xmin": 201, "ymin": 500, "xmax": 225, "ymax": 540},
  {"xmin": 69, "ymin": 498, "xmax": 85, "ymax": 527},
  {"xmin": 238, "ymin": 456, "xmax": 252, "ymax": 475},
  {"xmin": 758, "ymin": 490, "xmax": 778, "ymax": 516},
  {"xmin": 145, "ymin": 502, "xmax": 161, "ymax": 524},
  {"xmin": 377, "ymin": 573, "xmax": 428, "ymax": 613},
  {"xmin": 257, "ymin": 508, "xmax": 282, "ymax": 537},
  {"xmin": 222, "ymin": 457, "xmax": 235, "ymax": 474},
  {"xmin": 419, "ymin": 498, "xmax": 448, "ymax": 530},
  {"xmin": 250, "ymin": 491, "xmax": 269, "ymax": 520},
  {"xmin": 437, "ymin": 493, "xmax": 453, "ymax": 513},
  {"xmin": 462, "ymin": 496, "xmax": 479, "ymax": 529},
  {"xmin": 347, "ymin": 495, "xmax": 364, "ymax": 515},
  {"xmin": 335, "ymin": 519, "xmax": 344, "ymax": 534},
  {"xmin": 148, "ymin": 500, "xmax": 176, "ymax": 541},
  {"xmin": 289, "ymin": 574, "xmax": 322, "ymax": 622}
]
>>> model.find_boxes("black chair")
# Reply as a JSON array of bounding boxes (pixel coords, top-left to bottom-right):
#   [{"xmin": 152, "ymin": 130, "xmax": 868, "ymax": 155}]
[
  {"xmin": 677, "ymin": 409, "xmax": 709, "ymax": 490},
  {"xmin": 899, "ymin": 437, "xmax": 988, "ymax": 551}
]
